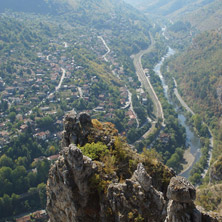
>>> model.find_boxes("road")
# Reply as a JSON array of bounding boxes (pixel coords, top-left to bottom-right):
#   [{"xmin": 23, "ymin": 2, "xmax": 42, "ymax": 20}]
[
  {"xmin": 55, "ymin": 68, "xmax": 66, "ymax": 92},
  {"xmin": 25, "ymin": 41, "xmax": 68, "ymax": 116},
  {"xmin": 98, "ymin": 36, "xmax": 111, "ymax": 62},
  {"xmin": 77, "ymin": 87, "xmax": 83, "ymax": 98},
  {"xmin": 132, "ymin": 34, "xmax": 165, "ymax": 127},
  {"xmin": 128, "ymin": 90, "xmax": 140, "ymax": 128},
  {"xmin": 173, "ymin": 78, "xmax": 195, "ymax": 115}
]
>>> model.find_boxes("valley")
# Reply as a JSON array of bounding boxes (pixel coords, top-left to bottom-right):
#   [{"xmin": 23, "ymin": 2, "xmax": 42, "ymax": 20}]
[{"xmin": 1, "ymin": 0, "xmax": 222, "ymax": 220}]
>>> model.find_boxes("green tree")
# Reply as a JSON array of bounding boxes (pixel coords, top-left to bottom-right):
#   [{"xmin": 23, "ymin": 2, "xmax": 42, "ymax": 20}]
[
  {"xmin": 37, "ymin": 183, "xmax": 47, "ymax": 208},
  {"xmin": 0, "ymin": 154, "xmax": 14, "ymax": 168},
  {"xmin": 8, "ymin": 111, "xmax": 16, "ymax": 122},
  {"xmin": 80, "ymin": 142, "xmax": 109, "ymax": 160}
]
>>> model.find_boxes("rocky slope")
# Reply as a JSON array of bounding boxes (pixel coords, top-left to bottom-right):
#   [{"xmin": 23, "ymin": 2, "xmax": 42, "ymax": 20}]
[{"xmin": 46, "ymin": 111, "xmax": 221, "ymax": 221}]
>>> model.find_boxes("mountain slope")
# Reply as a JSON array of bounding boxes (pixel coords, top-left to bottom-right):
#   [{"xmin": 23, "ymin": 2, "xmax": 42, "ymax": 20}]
[
  {"xmin": 180, "ymin": 0, "xmax": 222, "ymax": 31},
  {"xmin": 168, "ymin": 29, "xmax": 222, "ymax": 121},
  {"xmin": 124, "ymin": 0, "xmax": 216, "ymax": 17},
  {"xmin": 0, "ymin": 0, "xmax": 137, "ymax": 15}
]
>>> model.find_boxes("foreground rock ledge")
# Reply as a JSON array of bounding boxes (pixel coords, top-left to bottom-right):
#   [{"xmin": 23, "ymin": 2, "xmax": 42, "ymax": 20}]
[
  {"xmin": 165, "ymin": 176, "xmax": 220, "ymax": 222},
  {"xmin": 46, "ymin": 112, "xmax": 221, "ymax": 222}
]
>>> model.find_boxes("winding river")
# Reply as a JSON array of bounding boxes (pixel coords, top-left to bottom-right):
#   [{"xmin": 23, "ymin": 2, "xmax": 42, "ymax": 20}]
[{"xmin": 153, "ymin": 47, "xmax": 202, "ymax": 179}]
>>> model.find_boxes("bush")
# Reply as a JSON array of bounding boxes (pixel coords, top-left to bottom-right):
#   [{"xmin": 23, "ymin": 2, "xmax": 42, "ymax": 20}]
[{"xmin": 80, "ymin": 142, "xmax": 108, "ymax": 160}]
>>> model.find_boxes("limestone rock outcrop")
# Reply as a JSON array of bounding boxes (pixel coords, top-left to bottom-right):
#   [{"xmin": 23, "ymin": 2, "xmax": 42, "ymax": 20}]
[
  {"xmin": 107, "ymin": 163, "xmax": 167, "ymax": 222},
  {"xmin": 165, "ymin": 176, "xmax": 221, "ymax": 222},
  {"xmin": 46, "ymin": 112, "xmax": 221, "ymax": 222},
  {"xmin": 62, "ymin": 111, "xmax": 118, "ymax": 148},
  {"xmin": 47, "ymin": 144, "xmax": 98, "ymax": 222},
  {"xmin": 62, "ymin": 110, "xmax": 93, "ymax": 147}
]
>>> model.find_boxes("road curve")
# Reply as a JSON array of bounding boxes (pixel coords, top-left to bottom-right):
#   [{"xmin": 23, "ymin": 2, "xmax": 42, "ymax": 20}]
[
  {"xmin": 56, "ymin": 68, "xmax": 66, "ymax": 92},
  {"xmin": 98, "ymin": 36, "xmax": 111, "ymax": 62}
]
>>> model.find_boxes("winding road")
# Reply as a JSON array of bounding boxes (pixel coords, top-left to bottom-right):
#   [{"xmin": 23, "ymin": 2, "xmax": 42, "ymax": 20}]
[
  {"xmin": 77, "ymin": 87, "xmax": 83, "ymax": 98},
  {"xmin": 25, "ymin": 44, "xmax": 67, "ymax": 116},
  {"xmin": 98, "ymin": 36, "xmax": 111, "ymax": 62},
  {"xmin": 55, "ymin": 68, "xmax": 66, "ymax": 92}
]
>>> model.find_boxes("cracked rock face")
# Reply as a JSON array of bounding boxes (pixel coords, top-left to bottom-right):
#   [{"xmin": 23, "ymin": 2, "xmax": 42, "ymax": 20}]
[
  {"xmin": 167, "ymin": 176, "xmax": 196, "ymax": 203},
  {"xmin": 46, "ymin": 144, "xmax": 98, "ymax": 222},
  {"xmin": 62, "ymin": 111, "xmax": 93, "ymax": 147},
  {"xmin": 107, "ymin": 163, "xmax": 167, "ymax": 222}
]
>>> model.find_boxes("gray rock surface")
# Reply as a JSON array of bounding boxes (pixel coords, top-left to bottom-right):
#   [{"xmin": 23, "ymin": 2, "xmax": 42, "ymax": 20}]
[
  {"xmin": 165, "ymin": 176, "xmax": 221, "ymax": 222},
  {"xmin": 62, "ymin": 111, "xmax": 92, "ymax": 147},
  {"xmin": 167, "ymin": 176, "xmax": 196, "ymax": 203},
  {"xmin": 46, "ymin": 144, "xmax": 98, "ymax": 222},
  {"xmin": 107, "ymin": 163, "xmax": 167, "ymax": 222}
]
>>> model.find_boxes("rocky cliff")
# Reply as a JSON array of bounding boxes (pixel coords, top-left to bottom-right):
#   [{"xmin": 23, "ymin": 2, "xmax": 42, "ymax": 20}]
[{"xmin": 46, "ymin": 111, "xmax": 222, "ymax": 222}]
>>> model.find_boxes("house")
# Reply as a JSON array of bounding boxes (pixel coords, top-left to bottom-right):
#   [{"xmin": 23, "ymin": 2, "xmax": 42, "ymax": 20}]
[
  {"xmin": 5, "ymin": 86, "xmax": 15, "ymax": 94},
  {"xmin": 33, "ymin": 156, "xmax": 46, "ymax": 163},
  {"xmin": 20, "ymin": 124, "xmax": 28, "ymax": 131},
  {"xmin": 34, "ymin": 131, "xmax": 50, "ymax": 140},
  {"xmin": 0, "ymin": 131, "xmax": 9, "ymax": 139},
  {"xmin": 16, "ymin": 210, "xmax": 47, "ymax": 222},
  {"xmin": 47, "ymin": 154, "xmax": 60, "ymax": 161},
  {"xmin": 159, "ymin": 133, "xmax": 170, "ymax": 144}
]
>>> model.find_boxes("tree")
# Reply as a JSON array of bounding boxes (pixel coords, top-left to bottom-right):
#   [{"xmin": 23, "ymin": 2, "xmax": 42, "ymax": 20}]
[
  {"xmin": 48, "ymin": 146, "xmax": 56, "ymax": 155},
  {"xmin": 0, "ymin": 154, "xmax": 14, "ymax": 168},
  {"xmin": 15, "ymin": 156, "xmax": 28, "ymax": 167},
  {"xmin": 8, "ymin": 111, "xmax": 16, "ymax": 122},
  {"xmin": 37, "ymin": 183, "xmax": 47, "ymax": 208},
  {"xmin": 36, "ymin": 159, "xmax": 50, "ymax": 183}
]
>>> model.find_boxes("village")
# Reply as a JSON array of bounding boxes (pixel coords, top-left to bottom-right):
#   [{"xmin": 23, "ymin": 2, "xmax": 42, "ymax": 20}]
[{"xmin": 0, "ymin": 30, "xmax": 149, "ymax": 151}]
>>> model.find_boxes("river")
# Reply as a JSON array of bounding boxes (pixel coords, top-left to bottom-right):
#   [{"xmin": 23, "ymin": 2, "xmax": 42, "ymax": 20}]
[{"xmin": 153, "ymin": 47, "xmax": 202, "ymax": 179}]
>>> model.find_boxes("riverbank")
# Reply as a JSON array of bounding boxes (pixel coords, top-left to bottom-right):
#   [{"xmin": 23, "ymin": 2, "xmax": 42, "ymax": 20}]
[
  {"xmin": 180, "ymin": 147, "xmax": 195, "ymax": 175},
  {"xmin": 173, "ymin": 78, "xmax": 213, "ymax": 179}
]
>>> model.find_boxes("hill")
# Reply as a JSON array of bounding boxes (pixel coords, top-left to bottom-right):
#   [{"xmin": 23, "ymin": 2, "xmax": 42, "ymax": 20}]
[
  {"xmin": 167, "ymin": 29, "xmax": 222, "ymax": 125},
  {"xmin": 180, "ymin": 0, "xmax": 222, "ymax": 31},
  {"xmin": 124, "ymin": 0, "xmax": 217, "ymax": 17},
  {"xmin": 1, "ymin": 0, "xmax": 139, "ymax": 17}
]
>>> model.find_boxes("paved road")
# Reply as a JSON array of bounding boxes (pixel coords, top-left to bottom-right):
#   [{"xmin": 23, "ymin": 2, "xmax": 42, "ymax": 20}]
[
  {"xmin": 98, "ymin": 36, "xmax": 110, "ymax": 62},
  {"xmin": 77, "ymin": 87, "xmax": 83, "ymax": 98},
  {"xmin": 128, "ymin": 90, "xmax": 140, "ymax": 128},
  {"xmin": 56, "ymin": 68, "xmax": 66, "ymax": 92},
  {"xmin": 173, "ymin": 78, "xmax": 195, "ymax": 115},
  {"xmin": 132, "ymin": 34, "xmax": 165, "ymax": 126}
]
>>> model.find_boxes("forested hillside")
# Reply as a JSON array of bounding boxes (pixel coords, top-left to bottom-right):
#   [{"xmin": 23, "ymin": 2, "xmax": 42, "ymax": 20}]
[
  {"xmin": 168, "ymin": 30, "xmax": 222, "ymax": 123},
  {"xmin": 180, "ymin": 0, "xmax": 222, "ymax": 31},
  {"xmin": 165, "ymin": 29, "xmax": 222, "ymax": 184},
  {"xmin": 124, "ymin": 0, "xmax": 216, "ymax": 17}
]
